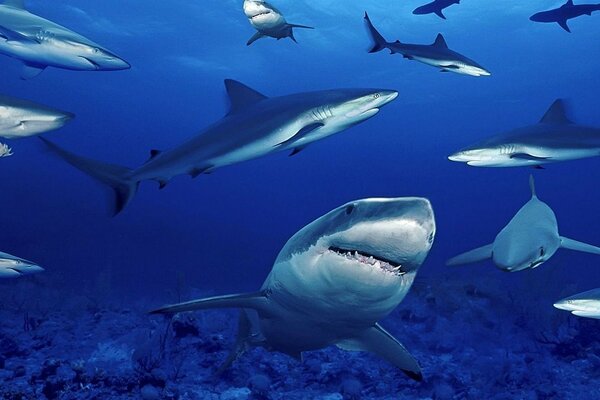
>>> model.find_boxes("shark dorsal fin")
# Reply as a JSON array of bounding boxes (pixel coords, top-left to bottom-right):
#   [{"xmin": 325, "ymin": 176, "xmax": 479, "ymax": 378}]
[
  {"xmin": 3, "ymin": 0, "xmax": 25, "ymax": 8},
  {"xmin": 529, "ymin": 175, "xmax": 537, "ymax": 198},
  {"xmin": 432, "ymin": 34, "xmax": 448, "ymax": 48},
  {"xmin": 539, "ymin": 99, "xmax": 572, "ymax": 125},
  {"xmin": 564, "ymin": 0, "xmax": 574, "ymax": 6},
  {"xmin": 224, "ymin": 79, "xmax": 268, "ymax": 114}
]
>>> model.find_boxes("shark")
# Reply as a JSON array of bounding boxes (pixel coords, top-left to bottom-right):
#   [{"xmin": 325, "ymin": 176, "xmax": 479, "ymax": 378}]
[
  {"xmin": 0, "ymin": 250, "xmax": 43, "ymax": 278},
  {"xmin": 554, "ymin": 288, "xmax": 600, "ymax": 319},
  {"xmin": 0, "ymin": 0, "xmax": 130, "ymax": 79},
  {"xmin": 364, "ymin": 13, "xmax": 490, "ymax": 77},
  {"xmin": 152, "ymin": 197, "xmax": 436, "ymax": 380},
  {"xmin": 0, "ymin": 93, "xmax": 72, "ymax": 157},
  {"xmin": 0, "ymin": 94, "xmax": 73, "ymax": 139},
  {"xmin": 413, "ymin": 0, "xmax": 461, "ymax": 20},
  {"xmin": 530, "ymin": 0, "xmax": 600, "ymax": 33},
  {"xmin": 41, "ymin": 79, "xmax": 398, "ymax": 215},
  {"xmin": 447, "ymin": 176, "xmax": 600, "ymax": 272},
  {"xmin": 243, "ymin": 0, "xmax": 313, "ymax": 45},
  {"xmin": 448, "ymin": 99, "xmax": 600, "ymax": 168}
]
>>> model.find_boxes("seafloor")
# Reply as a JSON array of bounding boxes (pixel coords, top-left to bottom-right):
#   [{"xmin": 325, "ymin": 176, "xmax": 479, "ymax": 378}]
[{"xmin": 1, "ymin": 274, "xmax": 599, "ymax": 400}]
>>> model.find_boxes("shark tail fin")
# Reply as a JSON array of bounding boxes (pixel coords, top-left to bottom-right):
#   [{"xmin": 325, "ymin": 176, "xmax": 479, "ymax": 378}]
[
  {"xmin": 446, "ymin": 244, "xmax": 493, "ymax": 266},
  {"xmin": 150, "ymin": 291, "xmax": 270, "ymax": 315},
  {"xmin": 364, "ymin": 12, "xmax": 389, "ymax": 53},
  {"xmin": 560, "ymin": 237, "xmax": 600, "ymax": 255},
  {"xmin": 39, "ymin": 138, "xmax": 139, "ymax": 216}
]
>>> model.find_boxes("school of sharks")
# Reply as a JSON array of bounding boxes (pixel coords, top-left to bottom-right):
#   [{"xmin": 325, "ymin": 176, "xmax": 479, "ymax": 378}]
[{"xmin": 1, "ymin": 0, "xmax": 600, "ymax": 392}]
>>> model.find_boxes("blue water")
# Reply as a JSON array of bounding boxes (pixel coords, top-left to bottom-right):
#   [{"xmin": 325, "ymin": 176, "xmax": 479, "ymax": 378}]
[{"xmin": 1, "ymin": 1, "xmax": 600, "ymax": 398}]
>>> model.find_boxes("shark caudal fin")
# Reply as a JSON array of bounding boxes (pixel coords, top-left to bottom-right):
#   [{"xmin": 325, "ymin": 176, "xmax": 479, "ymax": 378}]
[
  {"xmin": 40, "ymin": 138, "xmax": 138, "ymax": 216},
  {"xmin": 364, "ymin": 12, "xmax": 390, "ymax": 53},
  {"xmin": 560, "ymin": 237, "xmax": 600, "ymax": 255},
  {"xmin": 446, "ymin": 244, "xmax": 493, "ymax": 266}
]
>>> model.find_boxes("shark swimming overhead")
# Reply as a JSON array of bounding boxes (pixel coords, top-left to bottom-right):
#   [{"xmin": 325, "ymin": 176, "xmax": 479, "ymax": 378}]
[
  {"xmin": 41, "ymin": 79, "xmax": 398, "ymax": 215},
  {"xmin": 413, "ymin": 0, "xmax": 461, "ymax": 20},
  {"xmin": 364, "ymin": 12, "xmax": 490, "ymax": 77},
  {"xmin": 0, "ymin": 250, "xmax": 43, "ymax": 278},
  {"xmin": 447, "ymin": 176, "xmax": 600, "ymax": 272},
  {"xmin": 448, "ymin": 99, "xmax": 600, "ymax": 168},
  {"xmin": 554, "ymin": 288, "xmax": 600, "ymax": 319},
  {"xmin": 530, "ymin": 0, "xmax": 600, "ymax": 32},
  {"xmin": 243, "ymin": 0, "xmax": 313, "ymax": 45},
  {"xmin": 152, "ymin": 197, "xmax": 436, "ymax": 380},
  {"xmin": 0, "ymin": 0, "xmax": 130, "ymax": 79}
]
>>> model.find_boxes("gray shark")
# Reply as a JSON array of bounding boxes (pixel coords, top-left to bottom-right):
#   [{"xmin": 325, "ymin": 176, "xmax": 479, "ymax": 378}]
[
  {"xmin": 413, "ymin": 0, "xmax": 461, "ymax": 20},
  {"xmin": 41, "ymin": 79, "xmax": 398, "ymax": 215},
  {"xmin": 447, "ymin": 176, "xmax": 600, "ymax": 272},
  {"xmin": 530, "ymin": 0, "xmax": 600, "ymax": 32},
  {"xmin": 554, "ymin": 288, "xmax": 600, "ymax": 319},
  {"xmin": 152, "ymin": 197, "xmax": 436, "ymax": 380},
  {"xmin": 448, "ymin": 99, "xmax": 600, "ymax": 168},
  {"xmin": 0, "ymin": 250, "xmax": 43, "ymax": 278},
  {"xmin": 0, "ymin": 94, "xmax": 73, "ymax": 139},
  {"xmin": 243, "ymin": 0, "xmax": 313, "ymax": 45},
  {"xmin": 364, "ymin": 12, "xmax": 490, "ymax": 77},
  {"xmin": 0, "ymin": 0, "xmax": 130, "ymax": 79}
]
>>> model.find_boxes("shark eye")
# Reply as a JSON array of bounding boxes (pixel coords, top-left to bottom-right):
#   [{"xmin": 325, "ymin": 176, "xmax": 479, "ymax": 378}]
[
  {"xmin": 93, "ymin": 48, "xmax": 100, "ymax": 54},
  {"xmin": 373, "ymin": 93, "xmax": 381, "ymax": 99},
  {"xmin": 345, "ymin": 204, "xmax": 355, "ymax": 215}
]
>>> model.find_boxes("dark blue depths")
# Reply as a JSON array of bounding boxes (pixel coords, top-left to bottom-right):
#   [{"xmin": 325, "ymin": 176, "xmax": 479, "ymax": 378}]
[{"xmin": 1, "ymin": 0, "xmax": 600, "ymax": 399}]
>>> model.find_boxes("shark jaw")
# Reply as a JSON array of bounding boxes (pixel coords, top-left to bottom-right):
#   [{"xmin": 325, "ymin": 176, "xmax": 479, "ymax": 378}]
[{"xmin": 270, "ymin": 197, "xmax": 435, "ymax": 320}]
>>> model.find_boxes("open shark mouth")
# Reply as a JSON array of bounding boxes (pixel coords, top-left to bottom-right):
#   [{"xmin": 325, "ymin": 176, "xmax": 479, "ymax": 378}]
[
  {"xmin": 250, "ymin": 11, "xmax": 272, "ymax": 19},
  {"xmin": 328, "ymin": 246, "xmax": 406, "ymax": 276}
]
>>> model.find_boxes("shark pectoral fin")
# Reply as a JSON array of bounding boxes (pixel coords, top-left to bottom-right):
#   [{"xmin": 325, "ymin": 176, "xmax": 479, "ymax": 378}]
[
  {"xmin": 247, "ymin": 31, "xmax": 265, "ymax": 46},
  {"xmin": 337, "ymin": 324, "xmax": 422, "ymax": 381},
  {"xmin": 287, "ymin": 23, "xmax": 314, "ymax": 30},
  {"xmin": 434, "ymin": 9, "xmax": 447, "ymax": 19},
  {"xmin": 289, "ymin": 146, "xmax": 307, "ymax": 156},
  {"xmin": 215, "ymin": 310, "xmax": 253, "ymax": 376},
  {"xmin": 150, "ymin": 291, "xmax": 271, "ymax": 316},
  {"xmin": 572, "ymin": 311, "xmax": 600, "ymax": 319},
  {"xmin": 558, "ymin": 19, "xmax": 571, "ymax": 32},
  {"xmin": 446, "ymin": 244, "xmax": 493, "ymax": 266},
  {"xmin": 224, "ymin": 79, "xmax": 268, "ymax": 114},
  {"xmin": 560, "ymin": 236, "xmax": 600, "ymax": 255},
  {"xmin": 21, "ymin": 62, "xmax": 46, "ymax": 80},
  {"xmin": 509, "ymin": 153, "xmax": 550, "ymax": 161},
  {"xmin": 189, "ymin": 165, "xmax": 213, "ymax": 178},
  {"xmin": 275, "ymin": 122, "xmax": 324, "ymax": 148},
  {"xmin": 440, "ymin": 69, "xmax": 450, "ymax": 73}
]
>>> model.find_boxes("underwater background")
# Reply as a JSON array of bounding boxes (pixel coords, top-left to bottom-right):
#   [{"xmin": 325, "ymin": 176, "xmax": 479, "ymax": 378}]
[{"xmin": 1, "ymin": 0, "xmax": 600, "ymax": 398}]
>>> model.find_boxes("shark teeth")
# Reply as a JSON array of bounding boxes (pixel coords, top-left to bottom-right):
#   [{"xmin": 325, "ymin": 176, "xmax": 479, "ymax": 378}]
[{"xmin": 328, "ymin": 246, "xmax": 406, "ymax": 276}]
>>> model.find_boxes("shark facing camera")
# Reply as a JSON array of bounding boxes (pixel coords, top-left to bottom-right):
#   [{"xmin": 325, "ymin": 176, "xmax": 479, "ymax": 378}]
[{"xmin": 152, "ymin": 197, "xmax": 436, "ymax": 381}]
